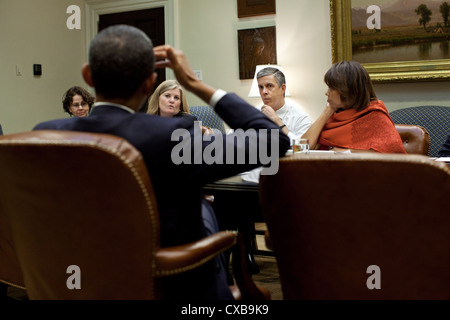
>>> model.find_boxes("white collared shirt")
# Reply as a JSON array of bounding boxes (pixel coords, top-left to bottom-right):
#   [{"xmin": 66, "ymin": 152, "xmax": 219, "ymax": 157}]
[
  {"xmin": 257, "ymin": 103, "xmax": 311, "ymax": 144},
  {"xmin": 241, "ymin": 104, "xmax": 311, "ymax": 183}
]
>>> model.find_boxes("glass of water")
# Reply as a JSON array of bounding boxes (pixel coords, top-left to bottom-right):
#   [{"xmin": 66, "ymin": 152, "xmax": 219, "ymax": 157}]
[{"xmin": 293, "ymin": 138, "xmax": 309, "ymax": 154}]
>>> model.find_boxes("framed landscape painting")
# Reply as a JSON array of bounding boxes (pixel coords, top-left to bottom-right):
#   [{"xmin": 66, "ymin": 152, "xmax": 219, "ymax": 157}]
[{"xmin": 330, "ymin": 0, "xmax": 450, "ymax": 82}]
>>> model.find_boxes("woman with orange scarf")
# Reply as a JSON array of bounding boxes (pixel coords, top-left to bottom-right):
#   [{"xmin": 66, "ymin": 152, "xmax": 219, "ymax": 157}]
[{"xmin": 302, "ymin": 61, "xmax": 406, "ymax": 154}]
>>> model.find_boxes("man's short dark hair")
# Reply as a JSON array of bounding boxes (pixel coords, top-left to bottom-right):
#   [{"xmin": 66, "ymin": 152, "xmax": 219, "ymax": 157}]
[{"xmin": 89, "ymin": 25, "xmax": 155, "ymax": 99}]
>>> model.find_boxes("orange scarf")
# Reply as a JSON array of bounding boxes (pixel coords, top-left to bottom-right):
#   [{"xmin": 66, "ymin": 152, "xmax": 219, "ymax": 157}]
[{"xmin": 318, "ymin": 100, "xmax": 406, "ymax": 153}]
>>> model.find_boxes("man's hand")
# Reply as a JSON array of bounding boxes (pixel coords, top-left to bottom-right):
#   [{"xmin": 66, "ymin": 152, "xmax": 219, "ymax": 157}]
[
  {"xmin": 261, "ymin": 105, "xmax": 283, "ymax": 126},
  {"xmin": 153, "ymin": 45, "xmax": 198, "ymax": 91},
  {"xmin": 153, "ymin": 45, "xmax": 215, "ymax": 102}
]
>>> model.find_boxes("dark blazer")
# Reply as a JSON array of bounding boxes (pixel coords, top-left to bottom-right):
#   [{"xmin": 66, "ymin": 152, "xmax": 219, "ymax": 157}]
[
  {"xmin": 33, "ymin": 93, "xmax": 290, "ymax": 299},
  {"xmin": 175, "ymin": 111, "xmax": 198, "ymax": 124},
  {"xmin": 439, "ymin": 134, "xmax": 450, "ymax": 157}
]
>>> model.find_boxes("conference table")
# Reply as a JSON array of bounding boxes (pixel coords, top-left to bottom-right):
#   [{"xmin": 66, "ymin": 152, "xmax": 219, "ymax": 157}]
[{"xmin": 202, "ymin": 175, "xmax": 258, "ymax": 195}]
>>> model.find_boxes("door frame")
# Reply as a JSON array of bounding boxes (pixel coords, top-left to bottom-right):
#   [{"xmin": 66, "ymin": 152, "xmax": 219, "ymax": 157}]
[{"xmin": 84, "ymin": 0, "xmax": 175, "ymax": 78}]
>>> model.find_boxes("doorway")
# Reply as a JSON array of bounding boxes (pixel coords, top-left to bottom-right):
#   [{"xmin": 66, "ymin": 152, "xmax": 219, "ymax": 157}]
[{"xmin": 98, "ymin": 7, "xmax": 166, "ymax": 88}]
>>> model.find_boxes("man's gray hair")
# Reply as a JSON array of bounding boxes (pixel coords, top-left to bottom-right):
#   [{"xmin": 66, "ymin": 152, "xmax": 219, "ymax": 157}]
[{"xmin": 257, "ymin": 67, "xmax": 286, "ymax": 88}]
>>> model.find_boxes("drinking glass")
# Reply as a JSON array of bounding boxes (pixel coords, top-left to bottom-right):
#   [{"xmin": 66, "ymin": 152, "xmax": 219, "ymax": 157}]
[{"xmin": 293, "ymin": 138, "xmax": 309, "ymax": 154}]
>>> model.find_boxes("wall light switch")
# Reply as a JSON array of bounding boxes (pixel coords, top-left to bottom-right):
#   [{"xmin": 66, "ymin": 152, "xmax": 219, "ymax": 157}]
[
  {"xmin": 194, "ymin": 70, "xmax": 202, "ymax": 80},
  {"xmin": 16, "ymin": 65, "xmax": 22, "ymax": 76}
]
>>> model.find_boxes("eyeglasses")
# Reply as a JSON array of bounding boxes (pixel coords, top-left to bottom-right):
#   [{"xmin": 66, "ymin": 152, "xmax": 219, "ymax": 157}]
[{"xmin": 70, "ymin": 102, "xmax": 89, "ymax": 108}]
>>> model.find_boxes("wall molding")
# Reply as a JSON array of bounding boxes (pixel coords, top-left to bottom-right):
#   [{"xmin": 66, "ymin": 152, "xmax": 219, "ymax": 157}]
[{"xmin": 84, "ymin": 0, "xmax": 174, "ymax": 77}]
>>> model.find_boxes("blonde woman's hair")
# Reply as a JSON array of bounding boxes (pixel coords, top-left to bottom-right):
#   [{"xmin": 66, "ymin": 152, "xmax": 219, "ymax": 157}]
[{"xmin": 147, "ymin": 80, "xmax": 190, "ymax": 115}]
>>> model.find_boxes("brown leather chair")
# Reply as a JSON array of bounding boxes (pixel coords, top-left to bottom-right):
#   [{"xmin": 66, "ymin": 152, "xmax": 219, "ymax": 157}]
[
  {"xmin": 0, "ymin": 124, "xmax": 26, "ymax": 297},
  {"xmin": 0, "ymin": 206, "xmax": 26, "ymax": 297},
  {"xmin": 395, "ymin": 124, "xmax": 430, "ymax": 155},
  {"xmin": 259, "ymin": 153, "xmax": 450, "ymax": 300},
  {"xmin": 260, "ymin": 124, "xmax": 430, "ymax": 253},
  {"xmin": 0, "ymin": 130, "xmax": 269, "ymax": 300}
]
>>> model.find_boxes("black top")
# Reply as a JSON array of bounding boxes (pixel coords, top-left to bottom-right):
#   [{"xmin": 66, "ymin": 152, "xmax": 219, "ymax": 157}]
[
  {"xmin": 438, "ymin": 134, "xmax": 450, "ymax": 157},
  {"xmin": 175, "ymin": 112, "xmax": 198, "ymax": 125}
]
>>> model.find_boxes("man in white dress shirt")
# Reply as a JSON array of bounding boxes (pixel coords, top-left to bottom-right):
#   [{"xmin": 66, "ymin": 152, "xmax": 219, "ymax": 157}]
[
  {"xmin": 257, "ymin": 67, "xmax": 311, "ymax": 143},
  {"xmin": 227, "ymin": 67, "xmax": 312, "ymax": 275},
  {"xmin": 242, "ymin": 67, "xmax": 311, "ymax": 182}
]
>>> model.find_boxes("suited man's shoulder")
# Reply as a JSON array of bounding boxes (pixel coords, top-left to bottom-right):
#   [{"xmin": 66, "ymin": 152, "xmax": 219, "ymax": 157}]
[
  {"xmin": 217, "ymin": 92, "xmax": 246, "ymax": 105},
  {"xmin": 33, "ymin": 117, "xmax": 75, "ymax": 130}
]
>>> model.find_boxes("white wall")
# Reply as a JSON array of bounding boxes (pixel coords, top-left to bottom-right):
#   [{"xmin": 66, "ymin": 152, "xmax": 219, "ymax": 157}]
[
  {"xmin": 375, "ymin": 81, "xmax": 450, "ymax": 112},
  {"xmin": 1, "ymin": 0, "xmax": 449, "ymax": 134},
  {"xmin": 0, "ymin": 0, "xmax": 86, "ymax": 134},
  {"xmin": 177, "ymin": 0, "xmax": 332, "ymax": 121}
]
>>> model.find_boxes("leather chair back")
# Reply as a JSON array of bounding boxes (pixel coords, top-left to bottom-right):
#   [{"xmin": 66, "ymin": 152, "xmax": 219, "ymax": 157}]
[
  {"xmin": 395, "ymin": 124, "xmax": 430, "ymax": 155},
  {"xmin": 0, "ymin": 130, "xmax": 159, "ymax": 299},
  {"xmin": 0, "ymin": 205, "xmax": 25, "ymax": 291},
  {"xmin": 259, "ymin": 153, "xmax": 450, "ymax": 299},
  {"xmin": 0, "ymin": 130, "xmax": 269, "ymax": 300},
  {"xmin": 0, "ymin": 122, "xmax": 25, "ymax": 293}
]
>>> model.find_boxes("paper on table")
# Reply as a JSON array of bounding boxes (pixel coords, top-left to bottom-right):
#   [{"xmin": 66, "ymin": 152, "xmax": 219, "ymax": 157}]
[
  {"xmin": 285, "ymin": 149, "xmax": 336, "ymax": 155},
  {"xmin": 434, "ymin": 157, "xmax": 450, "ymax": 163}
]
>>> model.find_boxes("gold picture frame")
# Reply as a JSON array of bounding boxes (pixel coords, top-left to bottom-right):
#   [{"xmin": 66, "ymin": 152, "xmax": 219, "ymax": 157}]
[{"xmin": 330, "ymin": 0, "xmax": 450, "ymax": 82}]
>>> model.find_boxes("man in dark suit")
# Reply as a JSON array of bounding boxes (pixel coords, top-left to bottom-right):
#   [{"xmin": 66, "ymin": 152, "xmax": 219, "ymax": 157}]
[{"xmin": 34, "ymin": 25, "xmax": 290, "ymax": 299}]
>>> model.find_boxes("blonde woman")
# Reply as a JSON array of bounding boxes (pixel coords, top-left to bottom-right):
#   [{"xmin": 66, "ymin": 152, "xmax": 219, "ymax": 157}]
[
  {"xmin": 147, "ymin": 79, "xmax": 212, "ymax": 133},
  {"xmin": 147, "ymin": 80, "xmax": 197, "ymax": 121}
]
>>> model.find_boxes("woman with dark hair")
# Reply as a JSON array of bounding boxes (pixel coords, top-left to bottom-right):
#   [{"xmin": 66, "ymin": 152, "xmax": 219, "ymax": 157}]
[
  {"xmin": 302, "ymin": 61, "xmax": 406, "ymax": 153},
  {"xmin": 62, "ymin": 86, "xmax": 95, "ymax": 117}
]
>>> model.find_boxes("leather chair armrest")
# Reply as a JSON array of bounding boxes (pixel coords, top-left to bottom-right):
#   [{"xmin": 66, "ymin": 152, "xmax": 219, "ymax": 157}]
[
  {"xmin": 155, "ymin": 230, "xmax": 237, "ymax": 277},
  {"xmin": 155, "ymin": 230, "xmax": 271, "ymax": 300},
  {"xmin": 395, "ymin": 124, "xmax": 430, "ymax": 155}
]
